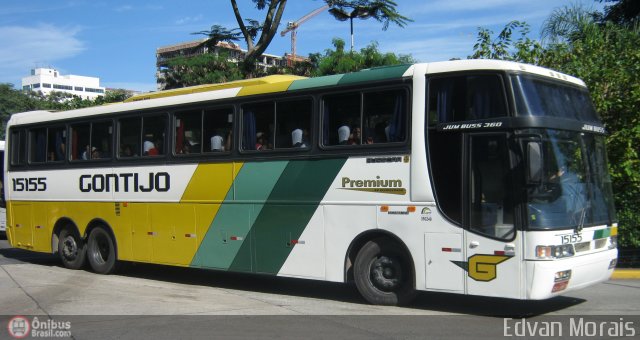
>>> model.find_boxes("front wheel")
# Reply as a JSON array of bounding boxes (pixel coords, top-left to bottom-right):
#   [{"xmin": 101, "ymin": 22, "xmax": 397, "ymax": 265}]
[
  {"xmin": 58, "ymin": 227, "xmax": 86, "ymax": 270},
  {"xmin": 87, "ymin": 227, "xmax": 117, "ymax": 274},
  {"xmin": 353, "ymin": 238, "xmax": 416, "ymax": 306}
]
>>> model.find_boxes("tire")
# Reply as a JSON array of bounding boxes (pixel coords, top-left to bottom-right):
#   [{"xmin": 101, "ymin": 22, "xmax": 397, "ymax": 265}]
[
  {"xmin": 353, "ymin": 238, "xmax": 416, "ymax": 306},
  {"xmin": 58, "ymin": 227, "xmax": 86, "ymax": 270},
  {"xmin": 86, "ymin": 227, "xmax": 117, "ymax": 274}
]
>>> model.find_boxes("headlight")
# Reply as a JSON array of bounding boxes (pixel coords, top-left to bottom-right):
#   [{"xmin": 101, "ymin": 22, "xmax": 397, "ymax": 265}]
[{"xmin": 536, "ymin": 244, "xmax": 575, "ymax": 259}]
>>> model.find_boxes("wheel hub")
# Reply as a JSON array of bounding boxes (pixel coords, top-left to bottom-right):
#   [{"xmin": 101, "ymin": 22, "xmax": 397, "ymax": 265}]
[
  {"xmin": 62, "ymin": 237, "xmax": 77, "ymax": 259},
  {"xmin": 370, "ymin": 256, "xmax": 403, "ymax": 291}
]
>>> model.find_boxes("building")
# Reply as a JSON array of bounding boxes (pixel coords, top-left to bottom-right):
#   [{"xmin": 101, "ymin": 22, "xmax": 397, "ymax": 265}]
[
  {"xmin": 21, "ymin": 68, "xmax": 106, "ymax": 100},
  {"xmin": 156, "ymin": 39, "xmax": 287, "ymax": 90}
]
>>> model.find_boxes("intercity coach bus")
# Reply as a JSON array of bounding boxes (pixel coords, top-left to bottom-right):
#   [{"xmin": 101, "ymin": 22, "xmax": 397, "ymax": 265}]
[{"xmin": 4, "ymin": 60, "xmax": 618, "ymax": 305}]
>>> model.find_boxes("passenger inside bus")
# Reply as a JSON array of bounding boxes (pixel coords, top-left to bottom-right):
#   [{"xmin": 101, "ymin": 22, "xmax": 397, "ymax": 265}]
[
  {"xmin": 338, "ymin": 125, "xmax": 350, "ymax": 145},
  {"xmin": 291, "ymin": 128, "xmax": 306, "ymax": 148},
  {"xmin": 255, "ymin": 132, "xmax": 270, "ymax": 150},
  {"xmin": 91, "ymin": 147, "xmax": 101, "ymax": 159},
  {"xmin": 143, "ymin": 140, "xmax": 158, "ymax": 156},
  {"xmin": 210, "ymin": 132, "xmax": 224, "ymax": 151}
]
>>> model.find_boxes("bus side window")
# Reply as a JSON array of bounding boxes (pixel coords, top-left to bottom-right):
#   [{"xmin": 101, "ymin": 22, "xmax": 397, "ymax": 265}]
[
  {"xmin": 275, "ymin": 99, "xmax": 311, "ymax": 149},
  {"xmin": 10, "ymin": 129, "xmax": 27, "ymax": 166},
  {"xmin": 119, "ymin": 117, "xmax": 141, "ymax": 158},
  {"xmin": 175, "ymin": 109, "xmax": 202, "ymax": 154},
  {"xmin": 363, "ymin": 90, "xmax": 407, "ymax": 144},
  {"xmin": 323, "ymin": 92, "xmax": 360, "ymax": 146},
  {"xmin": 91, "ymin": 121, "xmax": 112, "ymax": 159},
  {"xmin": 242, "ymin": 102, "xmax": 274, "ymax": 151},
  {"xmin": 70, "ymin": 123, "xmax": 90, "ymax": 160},
  {"xmin": 204, "ymin": 107, "xmax": 233, "ymax": 153},
  {"xmin": 48, "ymin": 127, "xmax": 66, "ymax": 162},
  {"xmin": 142, "ymin": 115, "xmax": 166, "ymax": 157},
  {"xmin": 428, "ymin": 75, "xmax": 507, "ymax": 124},
  {"xmin": 323, "ymin": 89, "xmax": 406, "ymax": 146},
  {"xmin": 28, "ymin": 128, "xmax": 47, "ymax": 163}
]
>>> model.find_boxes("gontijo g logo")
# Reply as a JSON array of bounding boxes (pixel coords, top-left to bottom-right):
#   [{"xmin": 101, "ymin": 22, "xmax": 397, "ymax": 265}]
[{"xmin": 452, "ymin": 254, "xmax": 511, "ymax": 281}]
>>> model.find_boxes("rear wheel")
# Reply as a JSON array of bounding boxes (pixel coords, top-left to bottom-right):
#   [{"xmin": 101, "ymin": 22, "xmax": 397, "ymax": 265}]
[
  {"xmin": 353, "ymin": 238, "xmax": 416, "ymax": 305},
  {"xmin": 87, "ymin": 227, "xmax": 117, "ymax": 274},
  {"xmin": 58, "ymin": 227, "xmax": 86, "ymax": 269}
]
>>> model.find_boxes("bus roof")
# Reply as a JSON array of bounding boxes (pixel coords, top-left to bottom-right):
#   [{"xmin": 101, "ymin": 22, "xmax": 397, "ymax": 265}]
[
  {"xmin": 124, "ymin": 75, "xmax": 306, "ymax": 102},
  {"xmin": 8, "ymin": 60, "xmax": 583, "ymax": 126}
]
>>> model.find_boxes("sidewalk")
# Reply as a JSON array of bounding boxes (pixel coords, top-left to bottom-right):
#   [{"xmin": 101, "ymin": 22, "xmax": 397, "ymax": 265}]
[{"xmin": 612, "ymin": 268, "xmax": 640, "ymax": 279}]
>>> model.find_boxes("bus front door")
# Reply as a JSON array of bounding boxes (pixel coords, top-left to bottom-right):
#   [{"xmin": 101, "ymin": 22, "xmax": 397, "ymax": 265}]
[{"xmin": 464, "ymin": 133, "xmax": 522, "ymax": 299}]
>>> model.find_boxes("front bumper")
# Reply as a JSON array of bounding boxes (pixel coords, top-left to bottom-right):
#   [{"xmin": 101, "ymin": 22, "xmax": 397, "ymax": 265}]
[{"xmin": 525, "ymin": 248, "xmax": 617, "ymax": 300}]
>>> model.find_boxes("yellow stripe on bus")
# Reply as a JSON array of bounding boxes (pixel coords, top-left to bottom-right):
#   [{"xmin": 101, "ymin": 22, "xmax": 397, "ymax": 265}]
[{"xmin": 180, "ymin": 162, "xmax": 243, "ymax": 203}]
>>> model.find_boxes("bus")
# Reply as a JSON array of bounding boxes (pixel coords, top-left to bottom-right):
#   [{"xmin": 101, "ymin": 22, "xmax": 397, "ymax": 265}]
[
  {"xmin": 0, "ymin": 141, "xmax": 5, "ymax": 237},
  {"xmin": 3, "ymin": 60, "xmax": 618, "ymax": 305}
]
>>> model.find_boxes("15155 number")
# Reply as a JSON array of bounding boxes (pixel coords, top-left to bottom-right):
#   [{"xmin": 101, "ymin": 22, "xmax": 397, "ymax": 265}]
[{"xmin": 12, "ymin": 177, "xmax": 47, "ymax": 192}]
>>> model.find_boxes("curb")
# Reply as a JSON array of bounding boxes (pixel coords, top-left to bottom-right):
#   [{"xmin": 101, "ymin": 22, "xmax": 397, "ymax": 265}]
[{"xmin": 611, "ymin": 269, "xmax": 640, "ymax": 279}]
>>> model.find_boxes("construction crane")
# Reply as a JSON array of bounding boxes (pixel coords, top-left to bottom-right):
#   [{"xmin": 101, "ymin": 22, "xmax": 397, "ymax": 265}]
[{"xmin": 280, "ymin": 5, "xmax": 329, "ymax": 65}]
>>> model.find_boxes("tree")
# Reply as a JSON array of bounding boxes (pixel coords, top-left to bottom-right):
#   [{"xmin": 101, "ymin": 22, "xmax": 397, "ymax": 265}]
[
  {"xmin": 541, "ymin": 3, "xmax": 600, "ymax": 44},
  {"xmin": 600, "ymin": 0, "xmax": 640, "ymax": 27},
  {"xmin": 199, "ymin": 0, "xmax": 410, "ymax": 76},
  {"xmin": 470, "ymin": 3, "xmax": 640, "ymax": 247},
  {"xmin": 543, "ymin": 23, "xmax": 640, "ymax": 248},
  {"xmin": 0, "ymin": 85, "xmax": 134, "ymax": 139},
  {"xmin": 229, "ymin": 0, "xmax": 288, "ymax": 75},
  {"xmin": 310, "ymin": 38, "xmax": 414, "ymax": 76},
  {"xmin": 469, "ymin": 20, "xmax": 544, "ymax": 63},
  {"xmin": 328, "ymin": 0, "xmax": 412, "ymax": 51},
  {"xmin": 159, "ymin": 53, "xmax": 243, "ymax": 89},
  {"xmin": 193, "ymin": 25, "xmax": 242, "ymax": 50},
  {"xmin": 0, "ymin": 84, "xmax": 40, "ymax": 139}
]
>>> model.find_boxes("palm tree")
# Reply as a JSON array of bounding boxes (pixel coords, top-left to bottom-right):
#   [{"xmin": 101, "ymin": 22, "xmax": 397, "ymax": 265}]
[
  {"xmin": 192, "ymin": 1, "xmax": 410, "ymax": 77},
  {"xmin": 328, "ymin": 0, "xmax": 411, "ymax": 51},
  {"xmin": 192, "ymin": 25, "xmax": 242, "ymax": 51},
  {"xmin": 541, "ymin": 3, "xmax": 599, "ymax": 44}
]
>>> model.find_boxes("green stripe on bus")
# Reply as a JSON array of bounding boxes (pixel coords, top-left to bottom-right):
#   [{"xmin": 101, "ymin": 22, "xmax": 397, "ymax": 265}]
[
  {"xmin": 229, "ymin": 158, "xmax": 347, "ymax": 274},
  {"xmin": 337, "ymin": 64, "xmax": 411, "ymax": 85},
  {"xmin": 594, "ymin": 229, "xmax": 611, "ymax": 239},
  {"xmin": 287, "ymin": 74, "xmax": 344, "ymax": 91},
  {"xmin": 191, "ymin": 161, "xmax": 289, "ymax": 270}
]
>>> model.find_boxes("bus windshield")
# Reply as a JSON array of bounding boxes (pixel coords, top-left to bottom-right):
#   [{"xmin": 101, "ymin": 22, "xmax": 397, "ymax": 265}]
[
  {"xmin": 526, "ymin": 129, "xmax": 616, "ymax": 230},
  {"xmin": 511, "ymin": 75, "xmax": 601, "ymax": 123}
]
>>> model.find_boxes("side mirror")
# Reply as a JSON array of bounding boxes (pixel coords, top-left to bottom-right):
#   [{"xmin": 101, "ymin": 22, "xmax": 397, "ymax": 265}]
[{"xmin": 527, "ymin": 142, "xmax": 543, "ymax": 184}]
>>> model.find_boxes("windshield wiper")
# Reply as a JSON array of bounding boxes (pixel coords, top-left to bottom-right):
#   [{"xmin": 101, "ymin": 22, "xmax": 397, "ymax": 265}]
[{"xmin": 576, "ymin": 206, "xmax": 587, "ymax": 233}]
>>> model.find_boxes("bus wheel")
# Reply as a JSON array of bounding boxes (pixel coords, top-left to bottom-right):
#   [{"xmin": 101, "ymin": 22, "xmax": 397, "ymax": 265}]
[
  {"xmin": 87, "ymin": 227, "xmax": 117, "ymax": 274},
  {"xmin": 353, "ymin": 238, "xmax": 415, "ymax": 306},
  {"xmin": 58, "ymin": 227, "xmax": 86, "ymax": 270}
]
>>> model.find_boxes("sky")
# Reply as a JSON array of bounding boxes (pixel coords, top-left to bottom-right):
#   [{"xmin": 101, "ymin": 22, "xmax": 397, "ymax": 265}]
[{"xmin": 0, "ymin": 0, "xmax": 604, "ymax": 92}]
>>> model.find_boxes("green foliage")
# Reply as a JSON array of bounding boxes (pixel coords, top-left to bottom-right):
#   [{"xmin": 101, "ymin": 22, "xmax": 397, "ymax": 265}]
[
  {"xmin": 542, "ymin": 23, "xmax": 640, "ymax": 247},
  {"xmin": 159, "ymin": 53, "xmax": 243, "ymax": 89},
  {"xmin": 470, "ymin": 21, "xmax": 544, "ymax": 64},
  {"xmin": 310, "ymin": 38, "xmax": 414, "ymax": 76},
  {"xmin": 600, "ymin": 0, "xmax": 640, "ymax": 27},
  {"xmin": 328, "ymin": 0, "xmax": 412, "ymax": 30},
  {"xmin": 470, "ymin": 3, "xmax": 640, "ymax": 247},
  {"xmin": 0, "ymin": 85, "xmax": 133, "ymax": 139},
  {"xmin": 201, "ymin": 0, "xmax": 411, "ymax": 76},
  {"xmin": 0, "ymin": 84, "xmax": 39, "ymax": 139},
  {"xmin": 192, "ymin": 25, "xmax": 241, "ymax": 50}
]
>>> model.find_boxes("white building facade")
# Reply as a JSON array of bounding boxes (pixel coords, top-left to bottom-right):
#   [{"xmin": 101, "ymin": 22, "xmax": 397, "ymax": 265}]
[{"xmin": 21, "ymin": 68, "xmax": 105, "ymax": 100}]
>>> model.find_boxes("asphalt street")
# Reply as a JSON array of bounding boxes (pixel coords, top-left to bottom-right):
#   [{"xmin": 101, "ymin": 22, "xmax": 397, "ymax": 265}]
[{"xmin": 0, "ymin": 239, "xmax": 639, "ymax": 339}]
